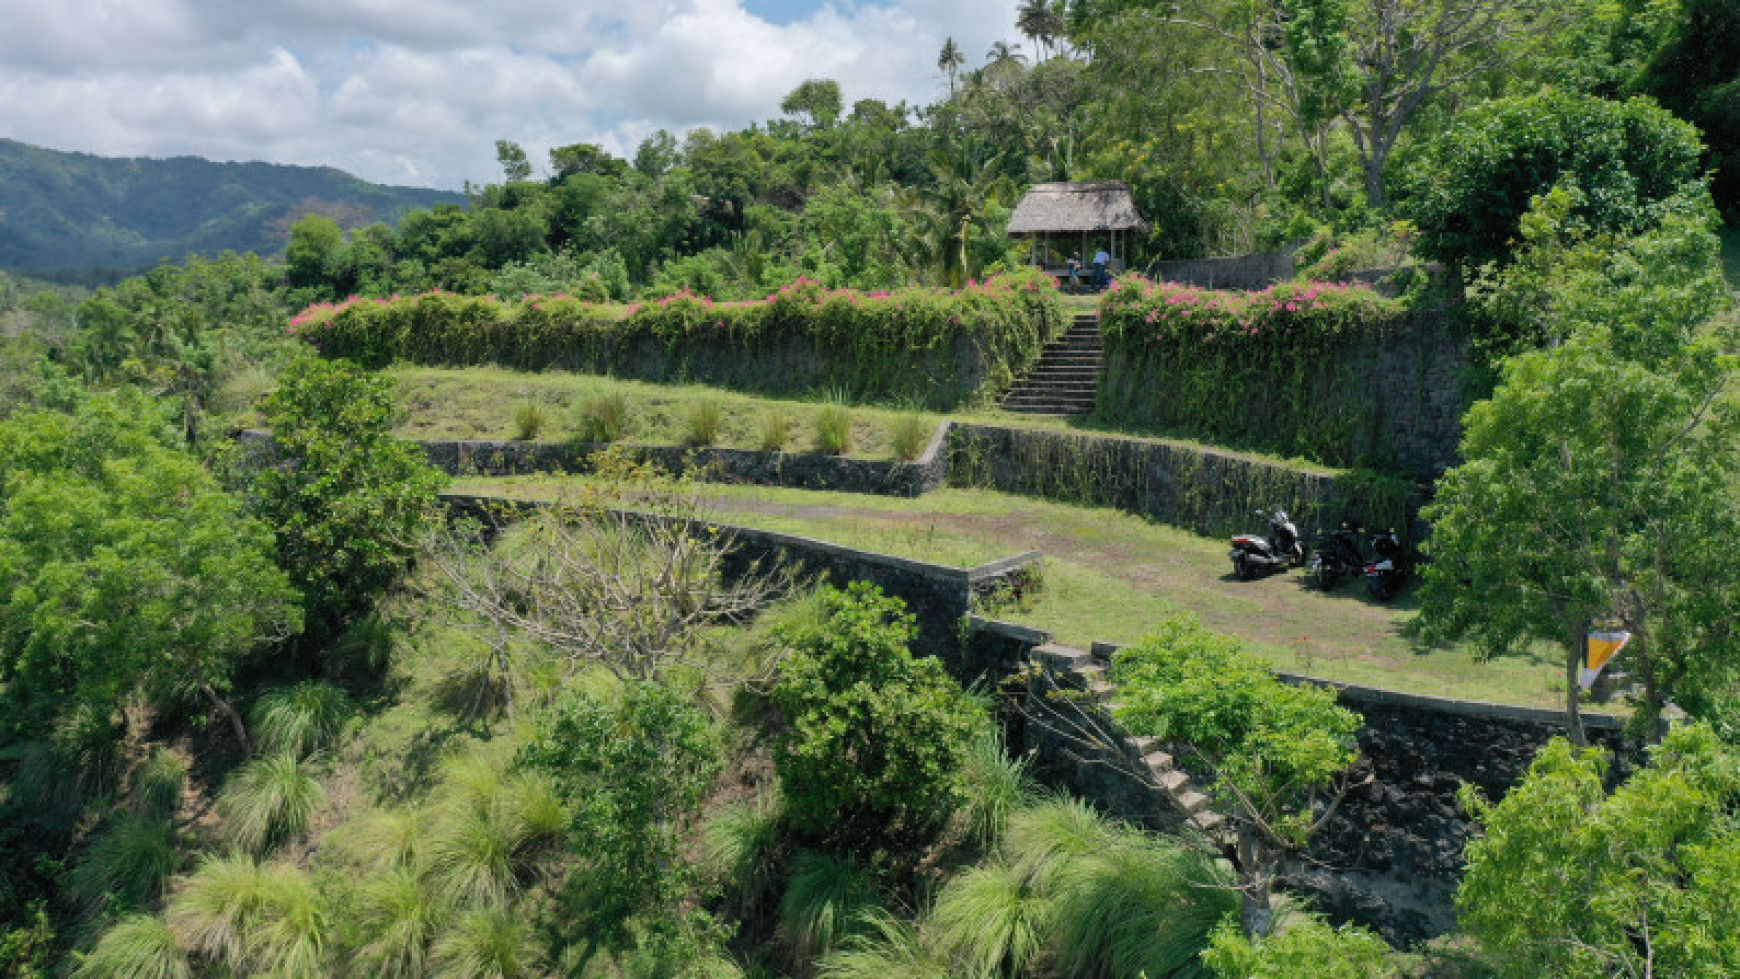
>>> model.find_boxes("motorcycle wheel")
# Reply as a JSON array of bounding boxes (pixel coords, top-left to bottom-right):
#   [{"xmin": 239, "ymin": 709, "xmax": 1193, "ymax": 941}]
[
  {"xmin": 1233, "ymin": 554, "xmax": 1254, "ymax": 581},
  {"xmin": 1312, "ymin": 561, "xmax": 1339, "ymax": 591}
]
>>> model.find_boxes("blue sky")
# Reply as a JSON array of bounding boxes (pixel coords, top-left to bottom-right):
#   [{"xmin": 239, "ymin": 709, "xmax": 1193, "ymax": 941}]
[{"xmin": 0, "ymin": 0, "xmax": 1022, "ymax": 190}]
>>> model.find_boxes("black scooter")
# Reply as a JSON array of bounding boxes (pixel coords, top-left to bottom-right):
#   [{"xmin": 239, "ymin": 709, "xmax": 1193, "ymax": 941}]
[
  {"xmin": 1307, "ymin": 523, "xmax": 1364, "ymax": 591},
  {"xmin": 1230, "ymin": 509, "xmax": 1304, "ymax": 580},
  {"xmin": 1363, "ymin": 529, "xmax": 1409, "ymax": 600}
]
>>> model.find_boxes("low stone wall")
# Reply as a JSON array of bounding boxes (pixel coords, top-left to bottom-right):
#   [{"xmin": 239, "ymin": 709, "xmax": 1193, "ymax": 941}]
[
  {"xmin": 414, "ymin": 419, "xmax": 953, "ymax": 498},
  {"xmin": 1147, "ymin": 247, "xmax": 1298, "ymax": 291},
  {"xmin": 946, "ymin": 422, "xmax": 1372, "ymax": 540},
  {"xmin": 439, "ymin": 493, "xmax": 1040, "ymax": 655}
]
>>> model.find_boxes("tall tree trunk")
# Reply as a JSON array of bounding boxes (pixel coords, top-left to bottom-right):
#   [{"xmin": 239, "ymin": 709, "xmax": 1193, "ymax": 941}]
[{"xmin": 202, "ymin": 682, "xmax": 252, "ymax": 757}]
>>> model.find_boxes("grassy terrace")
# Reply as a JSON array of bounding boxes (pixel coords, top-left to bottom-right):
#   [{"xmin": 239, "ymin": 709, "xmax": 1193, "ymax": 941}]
[{"xmin": 450, "ymin": 474, "xmax": 1569, "ymax": 710}]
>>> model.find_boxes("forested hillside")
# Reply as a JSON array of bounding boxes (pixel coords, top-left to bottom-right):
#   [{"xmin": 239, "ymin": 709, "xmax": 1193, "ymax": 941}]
[{"xmin": 0, "ymin": 139, "xmax": 459, "ymax": 281}]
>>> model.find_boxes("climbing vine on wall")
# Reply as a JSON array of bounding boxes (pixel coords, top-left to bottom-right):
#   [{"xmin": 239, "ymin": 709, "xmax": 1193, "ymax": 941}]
[
  {"xmin": 290, "ymin": 269, "xmax": 1064, "ymax": 410},
  {"xmin": 1097, "ymin": 276, "xmax": 1405, "ymax": 467}
]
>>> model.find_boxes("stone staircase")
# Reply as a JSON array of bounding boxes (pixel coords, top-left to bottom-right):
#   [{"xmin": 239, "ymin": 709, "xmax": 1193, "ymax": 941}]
[
  {"xmin": 1027, "ymin": 641, "xmax": 1226, "ymax": 835},
  {"xmin": 1001, "ymin": 312, "xmax": 1102, "ymax": 416}
]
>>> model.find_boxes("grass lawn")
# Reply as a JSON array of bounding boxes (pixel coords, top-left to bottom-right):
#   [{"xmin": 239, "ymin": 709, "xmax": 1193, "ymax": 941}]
[
  {"xmin": 391, "ymin": 366, "xmax": 947, "ymax": 460},
  {"xmin": 452, "ymin": 475, "xmax": 1571, "ymax": 710},
  {"xmin": 390, "ymin": 365, "xmax": 1338, "ymax": 473}
]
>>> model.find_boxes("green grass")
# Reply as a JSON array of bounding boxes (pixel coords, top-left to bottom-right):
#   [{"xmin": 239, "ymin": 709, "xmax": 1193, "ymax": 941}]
[
  {"xmin": 386, "ymin": 366, "xmax": 1336, "ymax": 473},
  {"xmin": 451, "ymin": 476, "xmax": 1568, "ymax": 708},
  {"xmin": 390, "ymin": 366, "xmax": 945, "ymax": 461}
]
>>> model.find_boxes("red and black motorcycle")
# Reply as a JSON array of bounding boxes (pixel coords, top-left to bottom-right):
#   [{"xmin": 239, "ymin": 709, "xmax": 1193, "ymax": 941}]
[{"xmin": 1230, "ymin": 509, "xmax": 1304, "ymax": 580}]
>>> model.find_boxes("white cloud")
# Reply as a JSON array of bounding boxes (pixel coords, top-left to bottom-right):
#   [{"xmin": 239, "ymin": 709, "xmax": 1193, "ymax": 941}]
[{"xmin": 0, "ymin": 0, "xmax": 1020, "ymax": 189}]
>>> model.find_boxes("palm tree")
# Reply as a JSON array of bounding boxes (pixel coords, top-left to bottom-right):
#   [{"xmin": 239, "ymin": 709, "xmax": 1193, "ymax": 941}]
[
  {"xmin": 937, "ymin": 37, "xmax": 965, "ymax": 96},
  {"xmin": 1017, "ymin": 0, "xmax": 1069, "ymax": 61},
  {"xmin": 985, "ymin": 40, "xmax": 1027, "ymax": 70}
]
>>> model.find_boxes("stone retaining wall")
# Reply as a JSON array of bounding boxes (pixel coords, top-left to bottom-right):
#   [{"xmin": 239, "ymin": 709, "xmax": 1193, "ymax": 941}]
[{"xmin": 415, "ymin": 417, "xmax": 952, "ymax": 497}]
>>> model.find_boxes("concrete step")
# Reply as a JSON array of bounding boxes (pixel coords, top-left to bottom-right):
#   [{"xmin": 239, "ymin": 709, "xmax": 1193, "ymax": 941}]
[
  {"xmin": 1157, "ymin": 768, "xmax": 1189, "ymax": 793},
  {"xmin": 1143, "ymin": 748, "xmax": 1174, "ymax": 771},
  {"xmin": 1174, "ymin": 789, "xmax": 1211, "ymax": 815},
  {"xmin": 1189, "ymin": 811, "xmax": 1226, "ymax": 833}
]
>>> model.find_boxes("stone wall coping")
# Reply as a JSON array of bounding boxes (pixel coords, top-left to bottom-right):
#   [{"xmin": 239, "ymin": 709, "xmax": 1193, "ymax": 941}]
[
  {"xmin": 964, "ymin": 615, "xmax": 1053, "ymax": 646},
  {"xmin": 952, "ymin": 421, "xmax": 1342, "ymax": 479},
  {"xmin": 967, "ymin": 551, "xmax": 1044, "ymax": 582}
]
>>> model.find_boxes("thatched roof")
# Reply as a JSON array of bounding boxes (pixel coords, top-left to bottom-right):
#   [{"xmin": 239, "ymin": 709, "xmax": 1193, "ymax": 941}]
[{"xmin": 1006, "ymin": 181, "xmax": 1150, "ymax": 235}]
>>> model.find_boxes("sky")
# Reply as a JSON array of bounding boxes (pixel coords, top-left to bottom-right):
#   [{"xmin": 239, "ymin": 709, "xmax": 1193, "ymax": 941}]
[{"xmin": 0, "ymin": 0, "xmax": 1025, "ymax": 191}]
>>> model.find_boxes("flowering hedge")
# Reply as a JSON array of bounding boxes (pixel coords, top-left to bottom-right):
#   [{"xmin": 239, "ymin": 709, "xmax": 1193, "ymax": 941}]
[
  {"xmin": 1097, "ymin": 276, "xmax": 1408, "ymax": 467},
  {"xmin": 291, "ymin": 269, "xmax": 1064, "ymax": 410}
]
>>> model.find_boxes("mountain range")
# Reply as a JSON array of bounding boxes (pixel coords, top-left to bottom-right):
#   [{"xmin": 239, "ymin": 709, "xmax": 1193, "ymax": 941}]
[{"xmin": 0, "ymin": 138, "xmax": 461, "ymax": 281}]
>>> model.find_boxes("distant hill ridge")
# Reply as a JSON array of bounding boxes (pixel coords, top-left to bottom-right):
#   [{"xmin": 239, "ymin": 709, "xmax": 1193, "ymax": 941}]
[{"xmin": 0, "ymin": 138, "xmax": 461, "ymax": 280}]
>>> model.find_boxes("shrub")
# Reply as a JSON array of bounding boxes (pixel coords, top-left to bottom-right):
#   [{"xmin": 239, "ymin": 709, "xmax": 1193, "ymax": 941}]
[
  {"xmin": 757, "ymin": 409, "xmax": 791, "ymax": 452},
  {"xmin": 771, "ymin": 582, "xmax": 988, "ymax": 853},
  {"xmin": 74, "ymin": 915, "xmax": 190, "ymax": 979},
  {"xmin": 511, "ymin": 401, "xmax": 546, "ymax": 440},
  {"xmin": 683, "ymin": 400, "xmax": 724, "ymax": 447},
  {"xmin": 575, "ymin": 393, "xmax": 631, "ymax": 444},
  {"xmin": 779, "ymin": 851, "xmax": 884, "ymax": 963},
  {"xmin": 251, "ymin": 681, "xmax": 352, "ymax": 759},
  {"xmin": 68, "ymin": 815, "xmax": 180, "ymax": 918},
  {"xmin": 887, "ymin": 415, "xmax": 931, "ymax": 462},
  {"xmin": 216, "ymin": 754, "xmax": 326, "ymax": 855},
  {"xmin": 812, "ymin": 405, "xmax": 852, "ymax": 456},
  {"xmin": 955, "ymin": 727, "xmax": 1035, "ymax": 850}
]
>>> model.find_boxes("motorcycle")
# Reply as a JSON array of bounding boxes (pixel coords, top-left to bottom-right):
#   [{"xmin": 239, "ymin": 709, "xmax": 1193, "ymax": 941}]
[
  {"xmin": 1363, "ymin": 529, "xmax": 1409, "ymax": 600},
  {"xmin": 1230, "ymin": 508, "xmax": 1304, "ymax": 580},
  {"xmin": 1307, "ymin": 522, "xmax": 1364, "ymax": 591}
]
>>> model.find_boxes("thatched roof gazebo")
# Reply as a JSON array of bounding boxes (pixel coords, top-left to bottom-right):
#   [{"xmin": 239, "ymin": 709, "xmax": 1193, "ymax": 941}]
[{"xmin": 1007, "ymin": 181, "xmax": 1149, "ymax": 283}]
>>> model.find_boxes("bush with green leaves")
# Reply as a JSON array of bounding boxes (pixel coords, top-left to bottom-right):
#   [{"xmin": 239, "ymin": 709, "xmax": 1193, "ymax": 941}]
[
  {"xmin": 779, "ymin": 850, "xmax": 885, "ymax": 964},
  {"xmin": 0, "ymin": 391, "xmax": 299, "ymax": 749},
  {"xmin": 1111, "ymin": 614, "xmax": 1360, "ymax": 936},
  {"xmin": 72, "ymin": 914, "xmax": 190, "ymax": 979},
  {"xmin": 771, "ymin": 582, "xmax": 988, "ymax": 854},
  {"xmin": 1403, "ymin": 90, "xmax": 1708, "ymax": 272},
  {"xmin": 1456, "ymin": 723, "xmax": 1740, "ymax": 978},
  {"xmin": 164, "ymin": 854, "xmax": 328, "ymax": 977},
  {"xmin": 515, "ymin": 679, "xmax": 720, "ymax": 952},
  {"xmin": 756, "ymin": 408, "xmax": 791, "ymax": 452},
  {"xmin": 251, "ymin": 357, "xmax": 446, "ymax": 638},
  {"xmin": 294, "ymin": 269, "xmax": 1065, "ymax": 410},
  {"xmin": 511, "ymin": 400, "xmax": 546, "ymax": 440},
  {"xmin": 1203, "ymin": 913, "xmax": 1401, "ymax": 978}
]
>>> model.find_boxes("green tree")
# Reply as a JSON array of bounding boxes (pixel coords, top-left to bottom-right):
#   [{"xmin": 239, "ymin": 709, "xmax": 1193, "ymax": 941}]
[
  {"xmin": 0, "ymin": 393, "xmax": 299, "ymax": 750},
  {"xmin": 285, "ymin": 214, "xmax": 346, "ymax": 292},
  {"xmin": 549, "ymin": 142, "xmax": 629, "ymax": 180},
  {"xmin": 1404, "ymin": 90, "xmax": 1707, "ymax": 272},
  {"xmin": 1456, "ymin": 723, "xmax": 1740, "ymax": 977},
  {"xmin": 251, "ymin": 358, "xmax": 446, "ymax": 640},
  {"xmin": 494, "ymin": 140, "xmax": 533, "ymax": 183},
  {"xmin": 1416, "ymin": 205, "xmax": 1740, "ymax": 742},
  {"xmin": 781, "ymin": 79, "xmax": 844, "ymax": 131},
  {"xmin": 1634, "ymin": 0, "xmax": 1740, "ymax": 216},
  {"xmin": 772, "ymin": 583, "xmax": 989, "ymax": 856},
  {"xmin": 516, "ymin": 679, "xmax": 721, "ymax": 962},
  {"xmin": 938, "ymin": 37, "xmax": 966, "ymax": 95},
  {"xmin": 1110, "ymin": 614, "xmax": 1362, "ymax": 937}
]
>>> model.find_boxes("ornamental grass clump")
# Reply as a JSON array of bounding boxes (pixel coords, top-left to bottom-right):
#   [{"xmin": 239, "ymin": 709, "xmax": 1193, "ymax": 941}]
[
  {"xmin": 682, "ymin": 400, "xmax": 724, "ymax": 447},
  {"xmin": 574, "ymin": 393, "xmax": 631, "ymax": 444},
  {"xmin": 888, "ymin": 414, "xmax": 931, "ymax": 461},
  {"xmin": 758, "ymin": 409, "xmax": 792, "ymax": 452},
  {"xmin": 813, "ymin": 406, "xmax": 852, "ymax": 455},
  {"xmin": 511, "ymin": 401, "xmax": 546, "ymax": 440}
]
